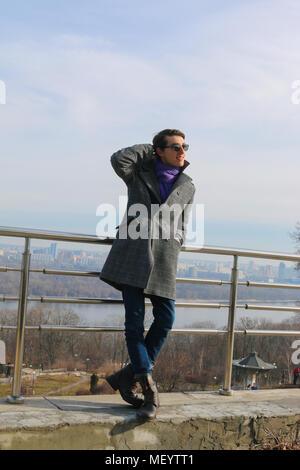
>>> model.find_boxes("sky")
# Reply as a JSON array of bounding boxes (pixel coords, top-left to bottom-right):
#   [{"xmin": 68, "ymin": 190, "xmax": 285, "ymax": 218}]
[{"xmin": 1, "ymin": 0, "xmax": 300, "ymax": 253}]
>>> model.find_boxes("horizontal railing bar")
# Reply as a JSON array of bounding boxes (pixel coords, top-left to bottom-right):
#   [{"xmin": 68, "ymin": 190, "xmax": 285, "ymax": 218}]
[
  {"xmin": 0, "ymin": 324, "xmax": 226, "ymax": 334},
  {"xmin": 241, "ymin": 329, "xmax": 300, "ymax": 337},
  {"xmin": 2, "ymin": 264, "xmax": 300, "ymax": 295},
  {"xmin": 243, "ymin": 303, "xmax": 300, "ymax": 312},
  {"xmin": 29, "ymin": 269, "xmax": 232, "ymax": 286},
  {"xmin": 1, "ymin": 324, "xmax": 299, "ymax": 337},
  {"xmin": 0, "ymin": 296, "xmax": 122, "ymax": 304},
  {"xmin": 0, "ymin": 296, "xmax": 19, "ymax": 301},
  {"xmin": 163, "ymin": 302, "xmax": 226, "ymax": 308},
  {"xmin": 176, "ymin": 277, "xmax": 231, "ymax": 285},
  {"xmin": 30, "ymin": 268, "xmax": 100, "ymax": 277},
  {"xmin": 1, "ymin": 295, "xmax": 299, "ymax": 313},
  {"xmin": 182, "ymin": 244, "xmax": 300, "ymax": 262},
  {"xmin": 3, "ymin": 263, "xmax": 300, "ymax": 292},
  {"xmin": 0, "ymin": 295, "xmax": 227, "ymax": 309},
  {"xmin": 0, "ymin": 226, "xmax": 113, "ymax": 245},
  {"xmin": 0, "ymin": 324, "xmax": 124, "ymax": 332},
  {"xmin": 3, "ymin": 264, "xmax": 300, "ymax": 295},
  {"xmin": 1, "ymin": 266, "xmax": 100, "ymax": 277},
  {"xmin": 0, "ymin": 266, "xmax": 21, "ymax": 272},
  {"xmin": 2, "ymin": 295, "xmax": 299, "ymax": 312},
  {"xmin": 35, "ymin": 297, "xmax": 123, "ymax": 304},
  {"xmin": 239, "ymin": 281, "xmax": 300, "ymax": 289},
  {"xmin": 1, "ymin": 225, "xmax": 300, "ymax": 262},
  {"xmin": 0, "ymin": 265, "xmax": 230, "ymax": 286}
]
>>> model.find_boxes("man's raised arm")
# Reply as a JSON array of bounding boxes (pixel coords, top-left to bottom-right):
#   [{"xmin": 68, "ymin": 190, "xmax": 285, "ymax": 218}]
[{"xmin": 110, "ymin": 144, "xmax": 154, "ymax": 184}]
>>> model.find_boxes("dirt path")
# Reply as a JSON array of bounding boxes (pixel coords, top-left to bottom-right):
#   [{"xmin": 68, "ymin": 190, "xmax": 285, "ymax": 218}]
[{"xmin": 42, "ymin": 374, "xmax": 89, "ymax": 396}]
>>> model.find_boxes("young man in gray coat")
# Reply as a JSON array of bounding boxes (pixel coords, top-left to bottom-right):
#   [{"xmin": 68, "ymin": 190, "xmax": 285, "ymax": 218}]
[{"xmin": 101, "ymin": 129, "xmax": 195, "ymax": 419}]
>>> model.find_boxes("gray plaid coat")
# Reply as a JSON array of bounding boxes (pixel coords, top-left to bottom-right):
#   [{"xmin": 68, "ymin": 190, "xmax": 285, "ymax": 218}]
[{"xmin": 100, "ymin": 144, "xmax": 195, "ymax": 300}]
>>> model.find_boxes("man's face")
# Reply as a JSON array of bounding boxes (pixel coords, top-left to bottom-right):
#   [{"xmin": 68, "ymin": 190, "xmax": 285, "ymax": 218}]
[{"xmin": 156, "ymin": 135, "xmax": 187, "ymax": 167}]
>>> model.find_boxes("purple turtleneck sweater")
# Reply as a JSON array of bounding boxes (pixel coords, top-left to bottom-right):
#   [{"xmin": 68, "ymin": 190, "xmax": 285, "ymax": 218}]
[{"xmin": 153, "ymin": 158, "xmax": 181, "ymax": 203}]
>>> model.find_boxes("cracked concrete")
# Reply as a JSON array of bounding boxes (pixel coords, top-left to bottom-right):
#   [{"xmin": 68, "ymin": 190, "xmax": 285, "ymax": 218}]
[{"xmin": 0, "ymin": 389, "xmax": 299, "ymax": 450}]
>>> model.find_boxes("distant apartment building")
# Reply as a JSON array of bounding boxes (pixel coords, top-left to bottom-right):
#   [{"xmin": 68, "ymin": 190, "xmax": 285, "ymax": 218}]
[
  {"xmin": 258, "ymin": 264, "xmax": 274, "ymax": 278},
  {"xmin": 188, "ymin": 266, "xmax": 198, "ymax": 278},
  {"xmin": 49, "ymin": 243, "xmax": 57, "ymax": 258},
  {"xmin": 31, "ymin": 253, "xmax": 53, "ymax": 264},
  {"xmin": 247, "ymin": 260, "xmax": 257, "ymax": 274},
  {"xmin": 216, "ymin": 263, "xmax": 232, "ymax": 275},
  {"xmin": 32, "ymin": 243, "xmax": 57, "ymax": 258},
  {"xmin": 57, "ymin": 250, "xmax": 74, "ymax": 264},
  {"xmin": 278, "ymin": 262, "xmax": 286, "ymax": 279}
]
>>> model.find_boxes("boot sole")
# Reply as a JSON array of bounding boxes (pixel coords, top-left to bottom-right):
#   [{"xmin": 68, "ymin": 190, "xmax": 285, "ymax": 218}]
[
  {"xmin": 106, "ymin": 375, "xmax": 144, "ymax": 408},
  {"xmin": 136, "ymin": 411, "xmax": 157, "ymax": 420}
]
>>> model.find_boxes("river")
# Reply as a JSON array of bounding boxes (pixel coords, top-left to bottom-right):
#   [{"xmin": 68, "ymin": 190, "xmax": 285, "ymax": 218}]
[{"xmin": 1, "ymin": 300, "xmax": 299, "ymax": 329}]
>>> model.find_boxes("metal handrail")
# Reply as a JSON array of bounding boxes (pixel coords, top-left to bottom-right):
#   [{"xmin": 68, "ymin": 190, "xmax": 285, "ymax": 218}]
[
  {"xmin": 1, "ymin": 225, "xmax": 300, "ymax": 260},
  {"xmin": 0, "ymin": 225, "xmax": 300, "ymax": 402},
  {"xmin": 1, "ymin": 324, "xmax": 300, "ymax": 337}
]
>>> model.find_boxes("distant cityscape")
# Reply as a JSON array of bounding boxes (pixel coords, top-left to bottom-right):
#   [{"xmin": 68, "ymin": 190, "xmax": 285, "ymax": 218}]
[
  {"xmin": 0, "ymin": 242, "xmax": 103, "ymax": 269},
  {"xmin": 0, "ymin": 242, "xmax": 299, "ymax": 285},
  {"xmin": 178, "ymin": 259, "xmax": 300, "ymax": 284}
]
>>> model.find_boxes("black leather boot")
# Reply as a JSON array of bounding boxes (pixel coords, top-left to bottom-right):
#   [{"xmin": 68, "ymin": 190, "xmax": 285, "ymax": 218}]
[
  {"xmin": 106, "ymin": 364, "xmax": 144, "ymax": 408},
  {"xmin": 136, "ymin": 373, "xmax": 159, "ymax": 420}
]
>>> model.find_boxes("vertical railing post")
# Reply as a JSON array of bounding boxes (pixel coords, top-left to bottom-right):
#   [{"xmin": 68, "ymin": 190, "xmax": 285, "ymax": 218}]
[
  {"xmin": 7, "ymin": 238, "xmax": 31, "ymax": 404},
  {"xmin": 219, "ymin": 255, "xmax": 239, "ymax": 396}
]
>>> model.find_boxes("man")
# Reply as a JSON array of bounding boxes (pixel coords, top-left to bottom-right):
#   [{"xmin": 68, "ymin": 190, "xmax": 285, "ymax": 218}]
[
  {"xmin": 293, "ymin": 367, "xmax": 300, "ymax": 385},
  {"xmin": 100, "ymin": 129, "xmax": 195, "ymax": 419}
]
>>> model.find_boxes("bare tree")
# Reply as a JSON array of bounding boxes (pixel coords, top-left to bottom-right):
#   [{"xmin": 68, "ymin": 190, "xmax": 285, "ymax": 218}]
[{"xmin": 290, "ymin": 221, "xmax": 300, "ymax": 271}]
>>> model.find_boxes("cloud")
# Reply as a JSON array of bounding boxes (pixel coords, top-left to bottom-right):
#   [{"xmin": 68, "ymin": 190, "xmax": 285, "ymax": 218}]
[
  {"xmin": 0, "ymin": 35, "xmax": 181, "ymax": 134},
  {"xmin": 0, "ymin": 1, "xmax": 300, "ymax": 243}
]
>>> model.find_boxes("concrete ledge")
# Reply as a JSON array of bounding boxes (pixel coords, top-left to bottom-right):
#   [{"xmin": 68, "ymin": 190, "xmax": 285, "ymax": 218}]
[{"xmin": 0, "ymin": 389, "xmax": 299, "ymax": 450}]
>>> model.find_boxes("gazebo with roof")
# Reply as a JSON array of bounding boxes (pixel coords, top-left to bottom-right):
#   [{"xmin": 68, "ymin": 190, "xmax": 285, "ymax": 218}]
[{"xmin": 232, "ymin": 350, "xmax": 277, "ymax": 389}]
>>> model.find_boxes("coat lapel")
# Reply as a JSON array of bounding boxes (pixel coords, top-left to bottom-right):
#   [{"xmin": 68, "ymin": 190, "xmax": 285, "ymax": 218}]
[
  {"xmin": 139, "ymin": 158, "xmax": 193, "ymax": 205},
  {"xmin": 139, "ymin": 159, "xmax": 162, "ymax": 203}
]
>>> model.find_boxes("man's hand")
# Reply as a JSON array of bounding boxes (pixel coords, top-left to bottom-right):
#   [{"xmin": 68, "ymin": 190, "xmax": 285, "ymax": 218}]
[{"xmin": 175, "ymin": 233, "xmax": 183, "ymax": 245}]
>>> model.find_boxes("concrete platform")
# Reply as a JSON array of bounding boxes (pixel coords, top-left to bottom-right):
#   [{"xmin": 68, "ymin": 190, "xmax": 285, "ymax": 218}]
[{"xmin": 0, "ymin": 389, "xmax": 299, "ymax": 450}]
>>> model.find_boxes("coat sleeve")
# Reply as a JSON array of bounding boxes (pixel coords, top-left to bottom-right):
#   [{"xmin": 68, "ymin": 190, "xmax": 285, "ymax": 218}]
[{"xmin": 110, "ymin": 144, "xmax": 154, "ymax": 184}]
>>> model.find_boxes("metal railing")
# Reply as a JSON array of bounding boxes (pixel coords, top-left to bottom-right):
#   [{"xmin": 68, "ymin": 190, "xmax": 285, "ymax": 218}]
[{"xmin": 0, "ymin": 225, "xmax": 300, "ymax": 403}]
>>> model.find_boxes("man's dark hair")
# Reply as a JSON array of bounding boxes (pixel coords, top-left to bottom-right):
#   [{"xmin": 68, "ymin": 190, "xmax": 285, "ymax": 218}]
[{"xmin": 152, "ymin": 129, "xmax": 185, "ymax": 152}]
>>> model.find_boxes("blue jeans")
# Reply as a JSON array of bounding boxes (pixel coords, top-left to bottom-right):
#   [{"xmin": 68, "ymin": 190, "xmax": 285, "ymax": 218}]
[{"xmin": 122, "ymin": 285, "xmax": 175, "ymax": 378}]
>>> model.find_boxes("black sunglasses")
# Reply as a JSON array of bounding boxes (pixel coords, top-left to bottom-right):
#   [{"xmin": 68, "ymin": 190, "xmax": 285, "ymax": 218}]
[{"xmin": 164, "ymin": 143, "xmax": 189, "ymax": 152}]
